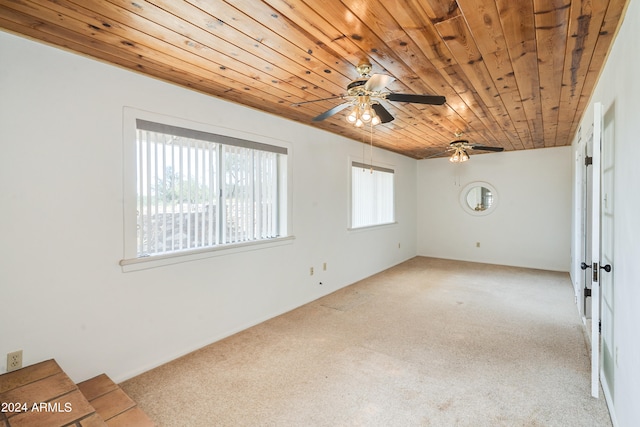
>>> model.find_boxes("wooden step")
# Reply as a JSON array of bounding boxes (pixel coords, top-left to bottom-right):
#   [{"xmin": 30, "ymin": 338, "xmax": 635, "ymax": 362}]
[
  {"xmin": 77, "ymin": 375, "xmax": 154, "ymax": 427},
  {"xmin": 76, "ymin": 374, "xmax": 118, "ymax": 401},
  {"xmin": 1, "ymin": 360, "xmax": 154, "ymax": 427},
  {"xmin": 0, "ymin": 360, "xmax": 104, "ymax": 426}
]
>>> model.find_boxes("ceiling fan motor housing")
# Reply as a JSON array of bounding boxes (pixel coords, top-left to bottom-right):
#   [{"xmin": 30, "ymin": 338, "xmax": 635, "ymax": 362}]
[
  {"xmin": 450, "ymin": 139, "xmax": 469, "ymax": 147},
  {"xmin": 347, "ymin": 79, "xmax": 369, "ymax": 96}
]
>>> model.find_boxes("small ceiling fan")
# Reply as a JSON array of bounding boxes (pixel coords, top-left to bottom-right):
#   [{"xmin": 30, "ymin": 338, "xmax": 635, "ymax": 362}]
[
  {"xmin": 428, "ymin": 133, "xmax": 504, "ymax": 162},
  {"xmin": 292, "ymin": 62, "xmax": 446, "ymax": 126}
]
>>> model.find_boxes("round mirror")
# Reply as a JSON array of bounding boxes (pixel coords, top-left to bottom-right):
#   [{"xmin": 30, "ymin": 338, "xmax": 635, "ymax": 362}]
[{"xmin": 460, "ymin": 182, "xmax": 498, "ymax": 216}]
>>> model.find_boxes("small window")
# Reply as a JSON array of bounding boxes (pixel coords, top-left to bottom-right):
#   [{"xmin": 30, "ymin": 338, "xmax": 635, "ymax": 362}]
[
  {"xmin": 351, "ymin": 161, "xmax": 395, "ymax": 228},
  {"xmin": 133, "ymin": 119, "xmax": 287, "ymax": 258}
]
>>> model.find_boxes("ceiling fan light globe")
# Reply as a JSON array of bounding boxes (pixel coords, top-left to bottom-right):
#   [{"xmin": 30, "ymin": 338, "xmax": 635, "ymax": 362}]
[
  {"xmin": 371, "ymin": 115, "xmax": 381, "ymax": 126},
  {"xmin": 346, "ymin": 107, "xmax": 359, "ymax": 123},
  {"xmin": 355, "ymin": 118, "xmax": 364, "ymax": 127}
]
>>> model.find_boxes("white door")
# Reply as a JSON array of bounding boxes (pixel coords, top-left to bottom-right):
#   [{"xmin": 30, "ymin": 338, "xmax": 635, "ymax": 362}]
[
  {"xmin": 582, "ymin": 141, "xmax": 593, "ymax": 319},
  {"xmin": 600, "ymin": 104, "xmax": 615, "ymax": 402},
  {"xmin": 589, "ymin": 102, "xmax": 602, "ymax": 398},
  {"xmin": 572, "ymin": 136, "xmax": 589, "ymax": 320}
]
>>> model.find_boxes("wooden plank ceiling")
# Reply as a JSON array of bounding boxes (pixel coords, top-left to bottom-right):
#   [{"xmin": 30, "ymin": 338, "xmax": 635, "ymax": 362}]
[{"xmin": 0, "ymin": 0, "xmax": 628, "ymax": 159}]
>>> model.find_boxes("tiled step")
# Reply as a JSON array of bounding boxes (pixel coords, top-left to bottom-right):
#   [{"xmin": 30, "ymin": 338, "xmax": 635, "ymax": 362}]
[
  {"xmin": 0, "ymin": 360, "xmax": 154, "ymax": 427},
  {"xmin": 77, "ymin": 374, "xmax": 154, "ymax": 427}
]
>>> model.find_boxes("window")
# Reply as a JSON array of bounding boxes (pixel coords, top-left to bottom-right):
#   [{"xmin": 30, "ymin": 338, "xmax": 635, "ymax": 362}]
[
  {"xmin": 133, "ymin": 119, "xmax": 287, "ymax": 258},
  {"xmin": 351, "ymin": 161, "xmax": 395, "ymax": 228}
]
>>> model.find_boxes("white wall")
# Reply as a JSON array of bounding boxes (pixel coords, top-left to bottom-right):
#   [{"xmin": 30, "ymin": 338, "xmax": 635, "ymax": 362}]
[
  {"xmin": 417, "ymin": 147, "xmax": 572, "ymax": 271},
  {"xmin": 0, "ymin": 31, "xmax": 417, "ymax": 382},
  {"xmin": 571, "ymin": 1, "xmax": 640, "ymax": 425}
]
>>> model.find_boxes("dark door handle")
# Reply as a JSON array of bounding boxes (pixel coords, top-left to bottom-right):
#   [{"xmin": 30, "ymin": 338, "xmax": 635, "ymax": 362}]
[
  {"xmin": 581, "ymin": 262, "xmax": 591, "ymax": 270},
  {"xmin": 600, "ymin": 264, "xmax": 612, "ymax": 273}
]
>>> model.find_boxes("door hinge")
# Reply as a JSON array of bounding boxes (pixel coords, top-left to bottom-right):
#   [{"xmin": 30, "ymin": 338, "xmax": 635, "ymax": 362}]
[
  {"xmin": 584, "ymin": 288, "xmax": 592, "ymax": 297},
  {"xmin": 593, "ymin": 262, "xmax": 598, "ymax": 282},
  {"xmin": 585, "ymin": 156, "xmax": 593, "ymax": 166}
]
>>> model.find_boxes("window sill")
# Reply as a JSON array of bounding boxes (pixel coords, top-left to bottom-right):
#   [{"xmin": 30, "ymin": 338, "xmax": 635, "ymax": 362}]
[
  {"xmin": 348, "ymin": 221, "xmax": 398, "ymax": 232},
  {"xmin": 120, "ymin": 236, "xmax": 295, "ymax": 272}
]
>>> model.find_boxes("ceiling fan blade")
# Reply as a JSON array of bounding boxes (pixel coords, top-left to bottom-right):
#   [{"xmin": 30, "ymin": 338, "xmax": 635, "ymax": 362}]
[
  {"xmin": 386, "ymin": 93, "xmax": 446, "ymax": 105},
  {"xmin": 364, "ymin": 74, "xmax": 395, "ymax": 92},
  {"xmin": 470, "ymin": 145, "xmax": 504, "ymax": 152},
  {"xmin": 422, "ymin": 149, "xmax": 454, "ymax": 159},
  {"xmin": 312, "ymin": 102, "xmax": 352, "ymax": 121},
  {"xmin": 371, "ymin": 103, "xmax": 394, "ymax": 123},
  {"xmin": 291, "ymin": 95, "xmax": 346, "ymax": 107}
]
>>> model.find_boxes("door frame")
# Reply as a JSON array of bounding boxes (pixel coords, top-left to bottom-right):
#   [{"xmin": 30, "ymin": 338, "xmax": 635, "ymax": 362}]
[
  {"xmin": 590, "ymin": 102, "xmax": 602, "ymax": 398},
  {"xmin": 600, "ymin": 102, "xmax": 616, "ymax": 409}
]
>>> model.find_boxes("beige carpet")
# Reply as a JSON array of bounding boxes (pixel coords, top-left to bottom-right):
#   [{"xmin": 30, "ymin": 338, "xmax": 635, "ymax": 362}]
[{"xmin": 120, "ymin": 257, "xmax": 612, "ymax": 426}]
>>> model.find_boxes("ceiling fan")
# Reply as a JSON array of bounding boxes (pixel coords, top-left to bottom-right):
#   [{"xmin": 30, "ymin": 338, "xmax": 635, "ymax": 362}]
[
  {"xmin": 428, "ymin": 133, "xmax": 505, "ymax": 162},
  {"xmin": 292, "ymin": 62, "xmax": 446, "ymax": 126}
]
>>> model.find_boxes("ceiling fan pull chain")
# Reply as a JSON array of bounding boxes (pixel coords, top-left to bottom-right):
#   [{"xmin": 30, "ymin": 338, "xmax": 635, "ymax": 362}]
[
  {"xmin": 370, "ymin": 122, "xmax": 374, "ymax": 173},
  {"xmin": 361, "ymin": 127, "xmax": 366, "ymax": 171}
]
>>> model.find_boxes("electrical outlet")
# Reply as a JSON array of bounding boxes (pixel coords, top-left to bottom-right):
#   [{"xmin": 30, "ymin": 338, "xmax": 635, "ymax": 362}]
[
  {"xmin": 476, "ymin": 242, "xmax": 481, "ymax": 248},
  {"xmin": 7, "ymin": 350, "xmax": 22, "ymax": 372},
  {"xmin": 323, "ymin": 262, "xmax": 327, "ymax": 271},
  {"xmin": 310, "ymin": 267, "xmax": 314, "ymax": 276}
]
